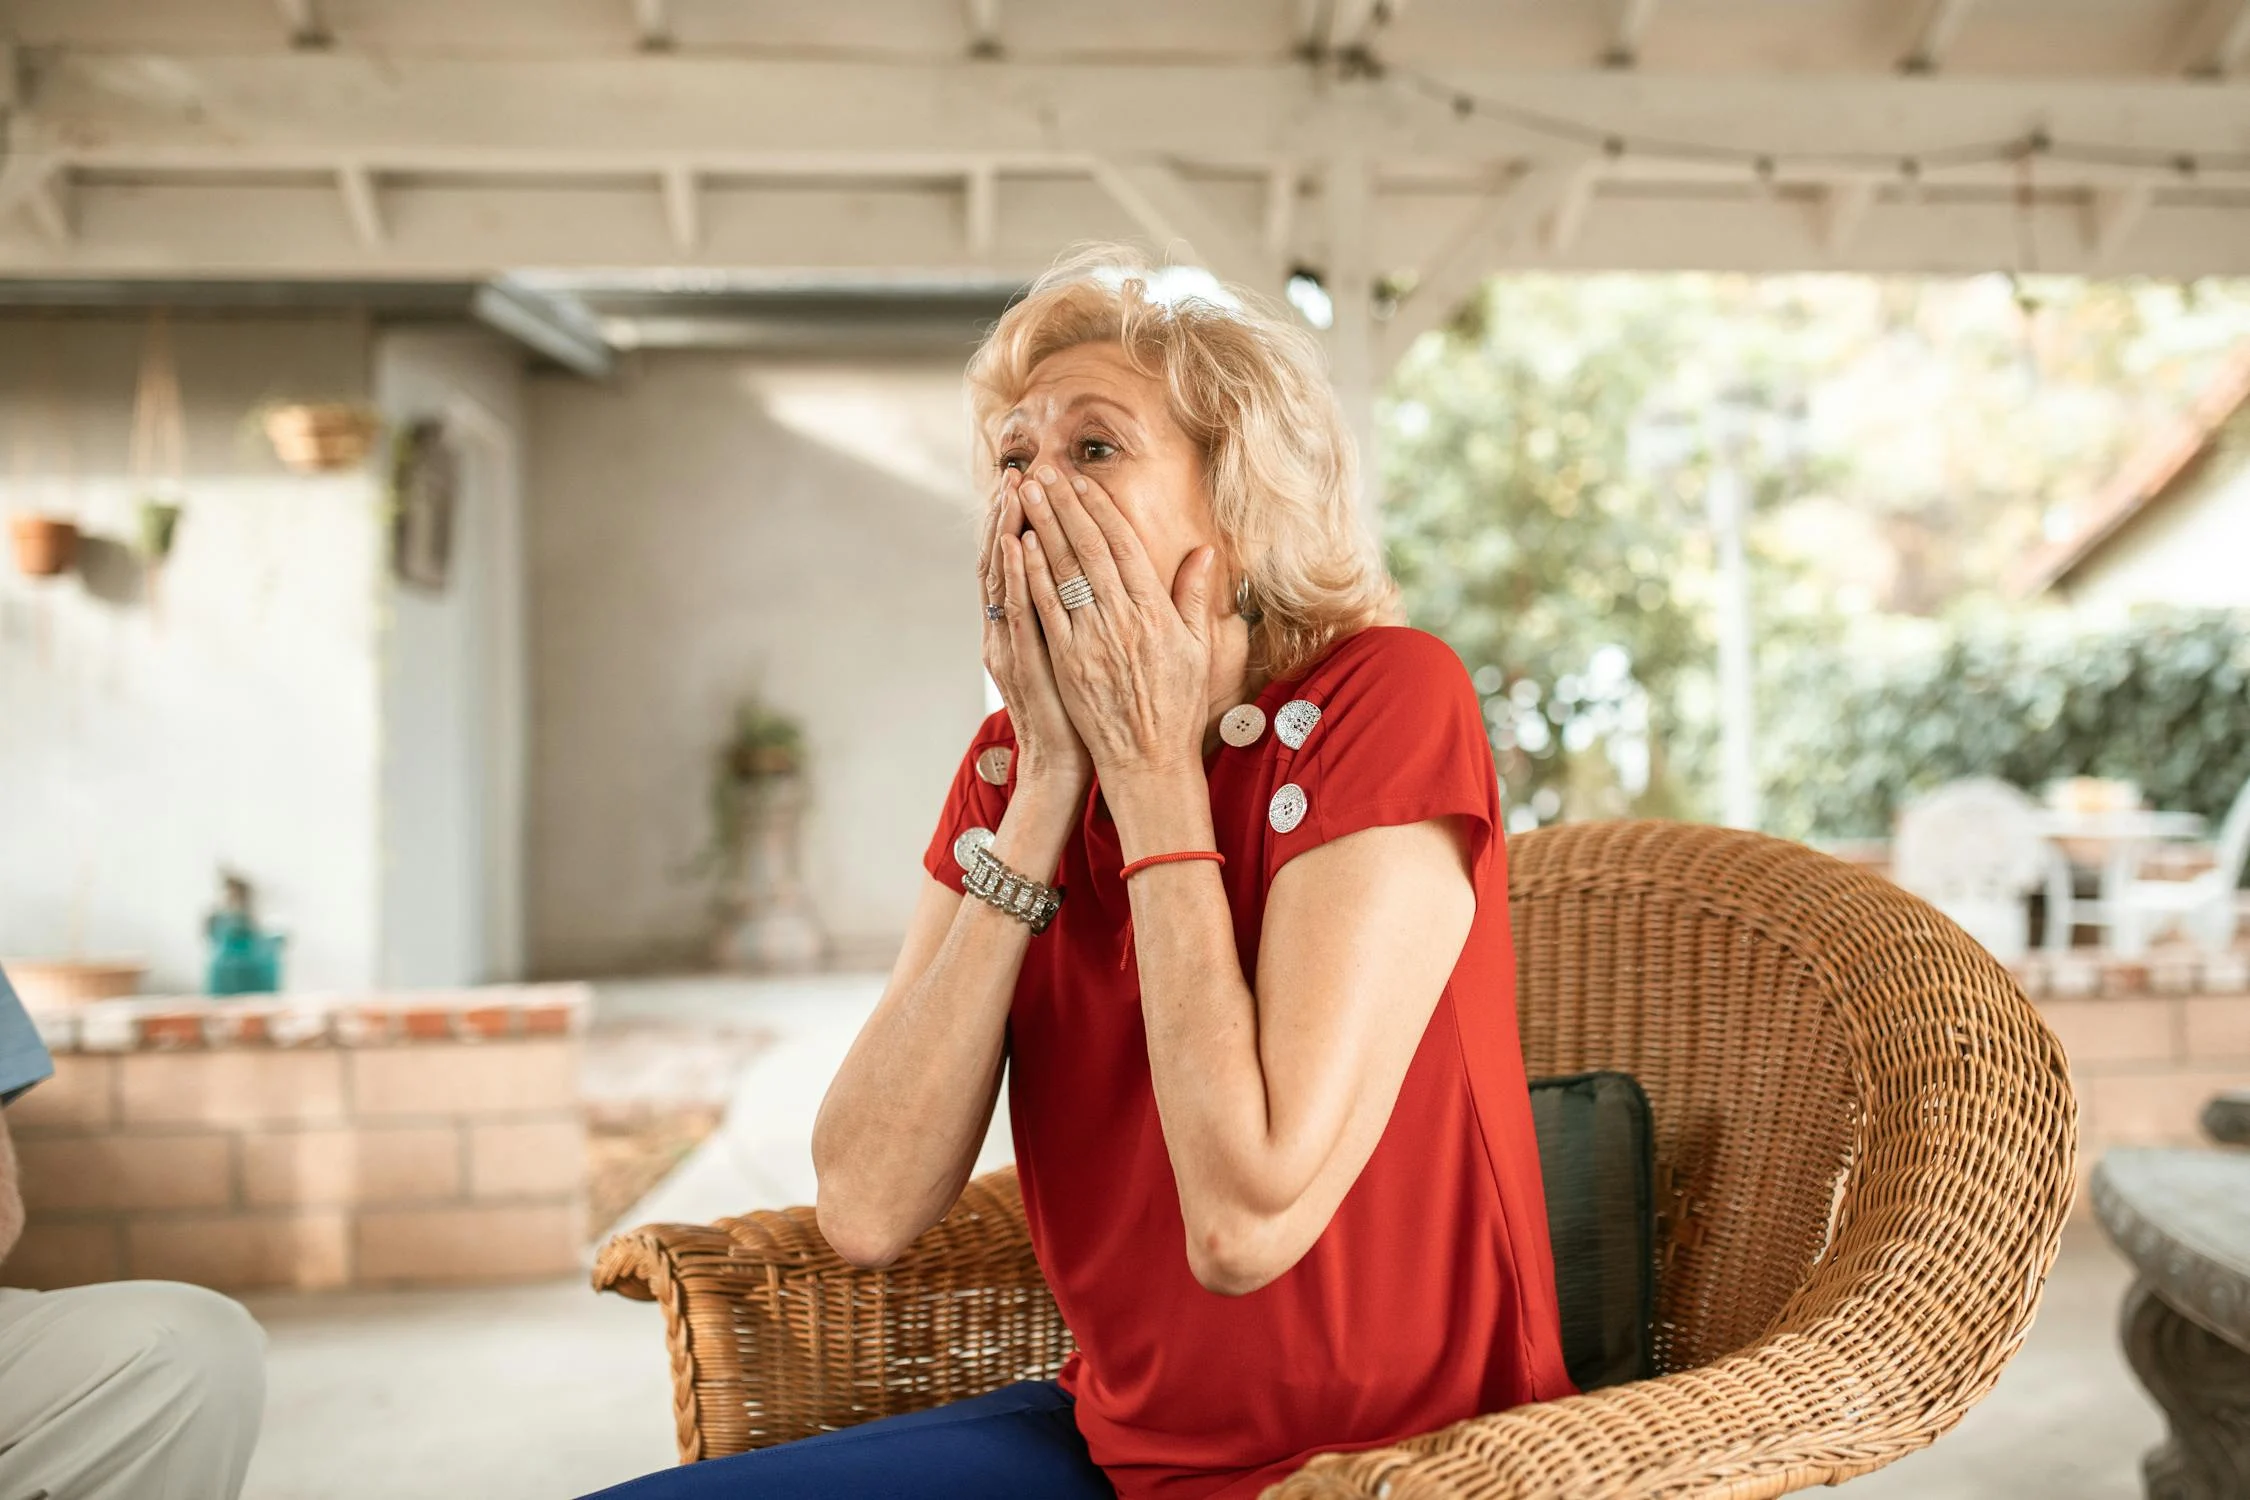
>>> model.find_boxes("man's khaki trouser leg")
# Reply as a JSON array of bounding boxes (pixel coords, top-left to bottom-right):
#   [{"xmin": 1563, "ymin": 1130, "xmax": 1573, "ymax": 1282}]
[{"xmin": 0, "ymin": 1280, "xmax": 265, "ymax": 1500}]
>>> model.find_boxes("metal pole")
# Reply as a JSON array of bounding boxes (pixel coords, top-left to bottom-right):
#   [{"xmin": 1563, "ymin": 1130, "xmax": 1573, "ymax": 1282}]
[{"xmin": 1707, "ymin": 455, "xmax": 1758, "ymax": 830}]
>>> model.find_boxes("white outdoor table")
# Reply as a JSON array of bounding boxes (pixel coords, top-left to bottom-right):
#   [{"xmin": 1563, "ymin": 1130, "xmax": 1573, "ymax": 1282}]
[{"xmin": 2034, "ymin": 808, "xmax": 2206, "ymax": 953}]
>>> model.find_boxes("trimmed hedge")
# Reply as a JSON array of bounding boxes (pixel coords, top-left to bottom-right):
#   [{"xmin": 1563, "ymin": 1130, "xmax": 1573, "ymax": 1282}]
[{"xmin": 1761, "ymin": 608, "xmax": 2250, "ymax": 844}]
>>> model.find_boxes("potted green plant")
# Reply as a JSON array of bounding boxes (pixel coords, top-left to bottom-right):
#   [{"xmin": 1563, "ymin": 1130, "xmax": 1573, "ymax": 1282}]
[{"xmin": 703, "ymin": 698, "xmax": 824, "ymax": 971}]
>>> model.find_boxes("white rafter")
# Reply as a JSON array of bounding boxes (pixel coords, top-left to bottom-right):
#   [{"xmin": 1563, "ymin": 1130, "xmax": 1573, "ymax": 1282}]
[
  {"xmin": 2088, "ymin": 183, "xmax": 2153, "ymax": 260},
  {"xmin": 660, "ymin": 164, "xmax": 699, "ymax": 252},
  {"xmin": 1544, "ymin": 165, "xmax": 1600, "ymax": 252},
  {"xmin": 335, "ymin": 163, "xmax": 383, "ymax": 247},
  {"xmin": 2189, "ymin": 0, "xmax": 2250, "ymax": 75},
  {"xmin": 1381, "ymin": 160, "xmax": 1592, "ymax": 363},
  {"xmin": 1091, "ymin": 158, "xmax": 1276, "ymax": 294},
  {"xmin": 1902, "ymin": 0, "xmax": 1976, "ymax": 73},
  {"xmin": 632, "ymin": 0, "xmax": 672, "ymax": 51},
  {"xmin": 963, "ymin": 0, "xmax": 1003, "ymax": 58},
  {"xmin": 1262, "ymin": 166, "xmax": 1298, "ymax": 260},
  {"xmin": 274, "ymin": 0, "xmax": 328, "ymax": 48},
  {"xmin": 24, "ymin": 169, "xmax": 72, "ymax": 244},
  {"xmin": 964, "ymin": 163, "xmax": 998, "ymax": 257},
  {"xmin": 1818, "ymin": 179, "xmax": 1879, "ymax": 253},
  {"xmin": 1605, "ymin": 0, "xmax": 1661, "ymax": 68}
]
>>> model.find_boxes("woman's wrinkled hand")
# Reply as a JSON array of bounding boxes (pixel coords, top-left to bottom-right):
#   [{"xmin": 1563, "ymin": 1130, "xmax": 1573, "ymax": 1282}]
[
  {"xmin": 979, "ymin": 471, "xmax": 1093, "ymax": 798},
  {"xmin": 1014, "ymin": 463, "xmax": 1217, "ymax": 782}
]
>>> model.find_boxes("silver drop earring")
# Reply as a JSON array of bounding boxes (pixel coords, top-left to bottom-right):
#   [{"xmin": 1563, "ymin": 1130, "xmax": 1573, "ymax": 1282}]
[{"xmin": 1234, "ymin": 575, "xmax": 1264, "ymax": 625}]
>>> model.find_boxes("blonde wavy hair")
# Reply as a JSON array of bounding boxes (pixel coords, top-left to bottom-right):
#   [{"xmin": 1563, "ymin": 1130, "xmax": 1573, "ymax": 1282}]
[{"xmin": 966, "ymin": 247, "xmax": 1401, "ymax": 681}]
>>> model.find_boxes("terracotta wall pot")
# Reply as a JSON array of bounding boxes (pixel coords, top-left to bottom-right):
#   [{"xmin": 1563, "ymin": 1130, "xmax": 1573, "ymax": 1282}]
[
  {"xmin": 265, "ymin": 404, "xmax": 383, "ymax": 473},
  {"xmin": 4, "ymin": 959, "xmax": 146, "ymax": 1007},
  {"xmin": 9, "ymin": 515, "xmax": 80, "ymax": 578}
]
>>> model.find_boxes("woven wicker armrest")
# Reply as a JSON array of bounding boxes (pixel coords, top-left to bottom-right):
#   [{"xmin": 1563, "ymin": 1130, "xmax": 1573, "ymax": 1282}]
[{"xmin": 592, "ymin": 1166, "xmax": 1072, "ymax": 1463}]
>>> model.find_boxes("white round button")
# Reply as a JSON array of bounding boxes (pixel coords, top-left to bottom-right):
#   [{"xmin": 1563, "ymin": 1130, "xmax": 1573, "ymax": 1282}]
[
  {"xmin": 1269, "ymin": 783, "xmax": 1307, "ymax": 834},
  {"xmin": 975, "ymin": 746, "xmax": 1013, "ymax": 785},
  {"xmin": 1275, "ymin": 699, "xmax": 1322, "ymax": 750},
  {"xmin": 953, "ymin": 826, "xmax": 995, "ymax": 870},
  {"xmin": 1220, "ymin": 703, "xmax": 1266, "ymax": 748}
]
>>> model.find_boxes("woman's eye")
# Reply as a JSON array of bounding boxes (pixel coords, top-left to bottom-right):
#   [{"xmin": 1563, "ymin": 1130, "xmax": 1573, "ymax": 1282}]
[
  {"xmin": 1077, "ymin": 439, "xmax": 1117, "ymax": 463},
  {"xmin": 998, "ymin": 452, "xmax": 1030, "ymax": 472}
]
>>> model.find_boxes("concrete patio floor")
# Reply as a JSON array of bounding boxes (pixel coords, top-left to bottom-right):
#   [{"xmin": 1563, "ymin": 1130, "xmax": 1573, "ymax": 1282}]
[{"xmin": 237, "ymin": 974, "xmax": 2167, "ymax": 1500}]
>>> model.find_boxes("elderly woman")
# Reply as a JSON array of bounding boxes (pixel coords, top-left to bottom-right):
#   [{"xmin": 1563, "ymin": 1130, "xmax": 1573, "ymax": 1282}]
[{"xmin": 587, "ymin": 256, "xmax": 1572, "ymax": 1499}]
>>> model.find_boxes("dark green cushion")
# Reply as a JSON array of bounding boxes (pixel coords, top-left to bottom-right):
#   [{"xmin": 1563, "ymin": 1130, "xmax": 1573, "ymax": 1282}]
[{"xmin": 1528, "ymin": 1070, "xmax": 1655, "ymax": 1391}]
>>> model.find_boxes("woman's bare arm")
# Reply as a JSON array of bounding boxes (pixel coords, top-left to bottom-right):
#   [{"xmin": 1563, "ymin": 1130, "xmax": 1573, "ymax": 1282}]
[
  {"xmin": 1105, "ymin": 773, "xmax": 1476, "ymax": 1296},
  {"xmin": 810, "ymin": 783, "xmax": 1077, "ymax": 1266}
]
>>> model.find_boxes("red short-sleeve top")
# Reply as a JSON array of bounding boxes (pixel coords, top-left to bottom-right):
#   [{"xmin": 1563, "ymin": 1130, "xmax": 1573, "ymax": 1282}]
[{"xmin": 921, "ymin": 625, "xmax": 1574, "ymax": 1500}]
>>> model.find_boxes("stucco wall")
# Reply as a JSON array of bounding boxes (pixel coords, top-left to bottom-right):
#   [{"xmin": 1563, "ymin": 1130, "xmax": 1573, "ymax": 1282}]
[
  {"xmin": 525, "ymin": 352, "xmax": 986, "ymax": 975},
  {"xmin": 373, "ymin": 328, "xmax": 529, "ymax": 987},
  {"xmin": 2063, "ymin": 415, "xmax": 2250, "ymax": 613},
  {"xmin": 0, "ymin": 313, "xmax": 383, "ymax": 991}
]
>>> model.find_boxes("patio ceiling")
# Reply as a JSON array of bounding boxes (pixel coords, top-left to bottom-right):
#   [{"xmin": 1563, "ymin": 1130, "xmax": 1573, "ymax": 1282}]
[{"xmin": 7, "ymin": 1, "xmax": 2250, "ymax": 419}]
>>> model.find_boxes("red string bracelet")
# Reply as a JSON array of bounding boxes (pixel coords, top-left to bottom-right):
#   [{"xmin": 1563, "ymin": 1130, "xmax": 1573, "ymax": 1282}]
[{"xmin": 1119, "ymin": 850, "xmax": 1226, "ymax": 881}]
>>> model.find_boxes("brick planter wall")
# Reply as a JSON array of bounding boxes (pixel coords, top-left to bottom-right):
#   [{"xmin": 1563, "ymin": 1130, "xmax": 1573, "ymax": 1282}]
[
  {"xmin": 7, "ymin": 985, "xmax": 592, "ymax": 1292},
  {"xmin": 2009, "ymin": 951, "xmax": 2250, "ymax": 1211}
]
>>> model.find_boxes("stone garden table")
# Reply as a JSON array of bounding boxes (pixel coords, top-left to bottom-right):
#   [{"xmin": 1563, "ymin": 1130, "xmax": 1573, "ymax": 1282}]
[{"xmin": 2092, "ymin": 1144, "xmax": 2250, "ymax": 1499}]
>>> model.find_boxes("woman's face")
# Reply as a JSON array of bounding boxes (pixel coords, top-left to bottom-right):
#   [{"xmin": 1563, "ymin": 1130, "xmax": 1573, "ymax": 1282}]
[{"xmin": 991, "ymin": 342, "xmax": 1218, "ymax": 601}]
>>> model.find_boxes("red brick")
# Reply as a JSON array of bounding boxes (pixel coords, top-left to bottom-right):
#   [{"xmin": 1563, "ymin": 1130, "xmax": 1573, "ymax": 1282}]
[
  {"xmin": 4, "ymin": 1221, "xmax": 126, "ymax": 1289},
  {"xmin": 127, "ymin": 1211, "xmax": 349, "ymax": 1291},
  {"xmin": 137, "ymin": 1014, "xmax": 206, "ymax": 1049},
  {"xmin": 402, "ymin": 1008, "xmax": 454, "ymax": 1042},
  {"xmin": 522, "ymin": 1004, "xmax": 572, "ymax": 1037},
  {"xmin": 16, "ymin": 1133, "xmax": 235, "ymax": 1213},
  {"xmin": 355, "ymin": 1203, "xmax": 584, "ymax": 1282},
  {"xmin": 459, "ymin": 1007, "xmax": 515, "ymax": 1040}
]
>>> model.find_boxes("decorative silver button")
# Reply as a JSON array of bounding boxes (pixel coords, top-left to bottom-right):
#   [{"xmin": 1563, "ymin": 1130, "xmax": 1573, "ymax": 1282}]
[
  {"xmin": 1269, "ymin": 783, "xmax": 1307, "ymax": 834},
  {"xmin": 953, "ymin": 826, "xmax": 995, "ymax": 870},
  {"xmin": 975, "ymin": 746, "xmax": 1013, "ymax": 785},
  {"xmin": 1275, "ymin": 699, "xmax": 1322, "ymax": 750},
  {"xmin": 1220, "ymin": 703, "xmax": 1266, "ymax": 748}
]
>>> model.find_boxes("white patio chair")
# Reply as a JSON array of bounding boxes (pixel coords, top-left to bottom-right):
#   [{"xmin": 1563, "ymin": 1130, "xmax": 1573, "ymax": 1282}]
[
  {"xmin": 1893, "ymin": 777, "xmax": 2070, "ymax": 962},
  {"xmin": 2113, "ymin": 773, "xmax": 2250, "ymax": 956}
]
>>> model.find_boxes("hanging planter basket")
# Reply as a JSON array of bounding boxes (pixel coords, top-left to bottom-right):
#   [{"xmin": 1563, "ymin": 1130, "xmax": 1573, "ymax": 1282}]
[
  {"xmin": 264, "ymin": 403, "xmax": 383, "ymax": 473},
  {"xmin": 9, "ymin": 514, "xmax": 80, "ymax": 578}
]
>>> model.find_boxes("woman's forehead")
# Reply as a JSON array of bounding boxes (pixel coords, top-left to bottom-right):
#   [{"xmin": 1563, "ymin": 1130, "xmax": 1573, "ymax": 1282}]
[{"xmin": 1004, "ymin": 343, "xmax": 1164, "ymax": 424}]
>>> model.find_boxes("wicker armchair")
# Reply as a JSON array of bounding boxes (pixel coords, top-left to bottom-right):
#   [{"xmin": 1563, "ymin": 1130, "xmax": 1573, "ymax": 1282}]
[{"xmin": 594, "ymin": 821, "xmax": 2077, "ymax": 1498}]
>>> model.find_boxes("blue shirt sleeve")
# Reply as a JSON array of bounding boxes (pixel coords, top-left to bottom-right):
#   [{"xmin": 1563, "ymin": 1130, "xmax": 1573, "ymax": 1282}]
[{"xmin": 0, "ymin": 966, "xmax": 56, "ymax": 1105}]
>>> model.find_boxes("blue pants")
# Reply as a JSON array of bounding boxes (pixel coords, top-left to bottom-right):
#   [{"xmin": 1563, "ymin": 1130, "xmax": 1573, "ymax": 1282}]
[{"xmin": 580, "ymin": 1381, "xmax": 1115, "ymax": 1499}]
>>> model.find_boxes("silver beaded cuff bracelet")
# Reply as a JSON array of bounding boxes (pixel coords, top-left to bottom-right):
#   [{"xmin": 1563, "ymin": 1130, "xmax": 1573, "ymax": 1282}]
[{"xmin": 963, "ymin": 844, "xmax": 1063, "ymax": 935}]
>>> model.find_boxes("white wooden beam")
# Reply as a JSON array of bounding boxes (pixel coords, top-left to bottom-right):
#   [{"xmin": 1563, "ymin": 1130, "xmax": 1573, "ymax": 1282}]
[
  {"xmin": 335, "ymin": 163, "xmax": 383, "ymax": 247},
  {"xmin": 24, "ymin": 169, "xmax": 72, "ymax": 244},
  {"xmin": 660, "ymin": 164, "xmax": 699, "ymax": 251},
  {"xmin": 1902, "ymin": 0, "xmax": 1976, "ymax": 73},
  {"xmin": 6, "ymin": 177, "xmax": 2250, "ymax": 281},
  {"xmin": 1817, "ymin": 179, "xmax": 1879, "ymax": 253},
  {"xmin": 274, "ymin": 0, "xmax": 329, "ymax": 48},
  {"xmin": 1545, "ymin": 166, "xmax": 1600, "ymax": 252},
  {"xmin": 2087, "ymin": 182, "xmax": 2152, "ymax": 260},
  {"xmin": 2187, "ymin": 0, "xmax": 2250, "ymax": 76},
  {"xmin": 1091, "ymin": 158, "xmax": 1277, "ymax": 295},
  {"xmin": 964, "ymin": 163, "xmax": 998, "ymax": 256},
  {"xmin": 1262, "ymin": 165, "xmax": 1298, "ymax": 260},
  {"xmin": 22, "ymin": 56, "xmax": 2250, "ymax": 173},
  {"xmin": 1382, "ymin": 161, "xmax": 1593, "ymax": 363},
  {"xmin": 1605, "ymin": 0, "xmax": 1661, "ymax": 68},
  {"xmin": 472, "ymin": 278, "xmax": 615, "ymax": 379},
  {"xmin": 632, "ymin": 0, "xmax": 672, "ymax": 50},
  {"xmin": 963, "ymin": 0, "xmax": 1003, "ymax": 58}
]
